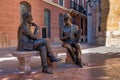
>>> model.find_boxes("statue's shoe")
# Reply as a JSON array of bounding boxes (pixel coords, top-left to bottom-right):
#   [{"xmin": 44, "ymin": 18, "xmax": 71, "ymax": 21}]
[
  {"xmin": 50, "ymin": 58, "xmax": 61, "ymax": 62},
  {"xmin": 42, "ymin": 68, "xmax": 53, "ymax": 74},
  {"xmin": 75, "ymin": 62, "xmax": 83, "ymax": 68}
]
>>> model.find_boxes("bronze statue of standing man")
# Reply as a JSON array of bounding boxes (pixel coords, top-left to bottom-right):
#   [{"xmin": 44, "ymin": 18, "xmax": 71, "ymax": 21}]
[
  {"xmin": 17, "ymin": 12, "xmax": 61, "ymax": 74},
  {"xmin": 60, "ymin": 13, "xmax": 83, "ymax": 67}
]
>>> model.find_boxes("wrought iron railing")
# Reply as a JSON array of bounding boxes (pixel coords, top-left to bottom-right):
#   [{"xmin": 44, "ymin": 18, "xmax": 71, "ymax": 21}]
[
  {"xmin": 70, "ymin": 1, "xmax": 76, "ymax": 10},
  {"xmin": 70, "ymin": 1, "xmax": 86, "ymax": 15}
]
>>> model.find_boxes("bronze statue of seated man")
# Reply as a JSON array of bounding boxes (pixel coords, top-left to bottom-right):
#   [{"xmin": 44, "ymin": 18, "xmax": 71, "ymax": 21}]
[
  {"xmin": 17, "ymin": 12, "xmax": 61, "ymax": 74},
  {"xmin": 60, "ymin": 13, "xmax": 83, "ymax": 68}
]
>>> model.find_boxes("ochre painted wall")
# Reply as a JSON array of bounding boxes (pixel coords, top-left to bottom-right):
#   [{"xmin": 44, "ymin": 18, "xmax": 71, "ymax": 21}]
[{"xmin": 100, "ymin": 0, "xmax": 120, "ymax": 46}]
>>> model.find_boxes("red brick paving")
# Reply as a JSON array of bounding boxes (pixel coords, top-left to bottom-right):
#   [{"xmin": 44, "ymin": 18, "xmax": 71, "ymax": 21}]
[{"xmin": 0, "ymin": 52, "xmax": 120, "ymax": 80}]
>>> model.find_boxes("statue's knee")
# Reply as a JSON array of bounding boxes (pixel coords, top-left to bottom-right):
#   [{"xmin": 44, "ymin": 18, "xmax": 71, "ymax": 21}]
[
  {"xmin": 38, "ymin": 46, "xmax": 46, "ymax": 51},
  {"xmin": 76, "ymin": 43, "xmax": 81, "ymax": 48},
  {"xmin": 64, "ymin": 44, "xmax": 72, "ymax": 50},
  {"xmin": 44, "ymin": 39, "xmax": 49, "ymax": 44}
]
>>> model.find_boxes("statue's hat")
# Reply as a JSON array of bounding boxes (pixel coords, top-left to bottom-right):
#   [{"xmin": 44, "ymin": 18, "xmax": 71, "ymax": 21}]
[{"xmin": 63, "ymin": 13, "xmax": 72, "ymax": 20}]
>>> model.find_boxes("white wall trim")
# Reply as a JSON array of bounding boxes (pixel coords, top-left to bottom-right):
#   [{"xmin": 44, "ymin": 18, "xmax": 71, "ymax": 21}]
[{"xmin": 43, "ymin": 0, "xmax": 69, "ymax": 11}]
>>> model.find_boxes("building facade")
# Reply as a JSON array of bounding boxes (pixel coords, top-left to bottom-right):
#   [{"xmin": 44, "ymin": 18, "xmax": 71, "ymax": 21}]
[
  {"xmin": 101, "ymin": 0, "xmax": 120, "ymax": 46},
  {"xmin": 87, "ymin": 0, "xmax": 101, "ymax": 44},
  {"xmin": 0, "ymin": 0, "xmax": 87, "ymax": 48}
]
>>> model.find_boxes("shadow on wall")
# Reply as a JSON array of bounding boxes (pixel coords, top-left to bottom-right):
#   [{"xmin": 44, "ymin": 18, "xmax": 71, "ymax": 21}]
[{"xmin": 99, "ymin": 0, "xmax": 110, "ymax": 45}]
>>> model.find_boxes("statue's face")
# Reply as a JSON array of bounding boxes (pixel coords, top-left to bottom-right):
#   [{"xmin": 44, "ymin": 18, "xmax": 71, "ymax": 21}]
[
  {"xmin": 64, "ymin": 18, "xmax": 71, "ymax": 25},
  {"xmin": 26, "ymin": 14, "xmax": 33, "ymax": 24}
]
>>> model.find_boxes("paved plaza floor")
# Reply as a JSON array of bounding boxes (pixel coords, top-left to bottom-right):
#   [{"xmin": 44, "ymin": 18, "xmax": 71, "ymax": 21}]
[{"xmin": 0, "ymin": 43, "xmax": 120, "ymax": 80}]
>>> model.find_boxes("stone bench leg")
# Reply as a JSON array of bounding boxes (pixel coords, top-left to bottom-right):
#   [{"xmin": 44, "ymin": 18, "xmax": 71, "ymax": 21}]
[{"xmin": 17, "ymin": 57, "xmax": 31, "ymax": 73}]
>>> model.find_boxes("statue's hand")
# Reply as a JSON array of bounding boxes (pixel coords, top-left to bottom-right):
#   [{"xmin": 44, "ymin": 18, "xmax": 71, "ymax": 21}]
[
  {"xmin": 31, "ymin": 22, "xmax": 37, "ymax": 26},
  {"xmin": 67, "ymin": 33, "xmax": 71, "ymax": 38},
  {"xmin": 31, "ymin": 22, "xmax": 39, "ymax": 30}
]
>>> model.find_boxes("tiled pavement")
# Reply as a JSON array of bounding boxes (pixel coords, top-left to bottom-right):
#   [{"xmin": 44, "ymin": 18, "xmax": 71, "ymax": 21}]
[{"xmin": 0, "ymin": 43, "xmax": 120, "ymax": 80}]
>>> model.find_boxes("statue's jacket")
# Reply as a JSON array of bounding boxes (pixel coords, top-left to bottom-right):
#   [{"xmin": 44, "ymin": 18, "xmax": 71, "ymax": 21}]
[
  {"xmin": 60, "ymin": 24, "xmax": 81, "ymax": 44},
  {"xmin": 17, "ymin": 24, "xmax": 38, "ymax": 51}
]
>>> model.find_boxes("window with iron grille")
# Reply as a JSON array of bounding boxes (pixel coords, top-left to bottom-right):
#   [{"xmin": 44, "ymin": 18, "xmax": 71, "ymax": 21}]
[
  {"xmin": 59, "ymin": 0, "xmax": 64, "ymax": 7},
  {"xmin": 42, "ymin": 27, "xmax": 47, "ymax": 38},
  {"xmin": 70, "ymin": 0, "xmax": 75, "ymax": 9}
]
